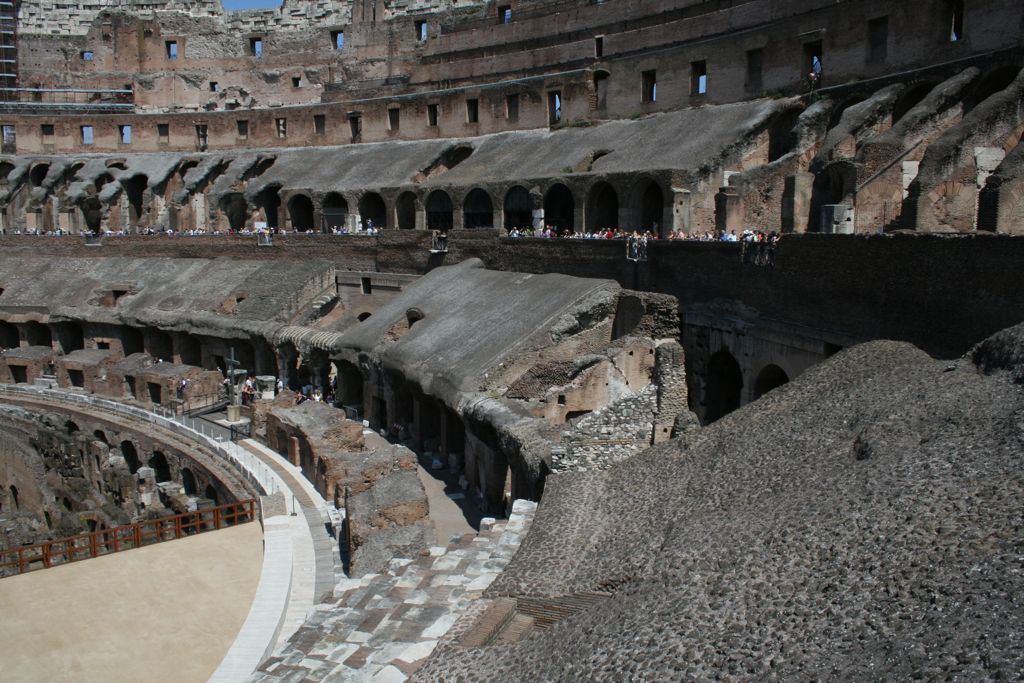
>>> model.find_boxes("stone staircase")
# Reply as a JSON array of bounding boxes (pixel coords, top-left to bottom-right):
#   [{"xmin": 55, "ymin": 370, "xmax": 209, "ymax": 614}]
[{"xmin": 251, "ymin": 499, "xmax": 537, "ymax": 682}]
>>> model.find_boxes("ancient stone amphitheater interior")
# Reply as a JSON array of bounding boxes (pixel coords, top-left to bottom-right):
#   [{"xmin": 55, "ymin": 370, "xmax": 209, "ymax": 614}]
[{"xmin": 0, "ymin": 0, "xmax": 1021, "ymax": 680}]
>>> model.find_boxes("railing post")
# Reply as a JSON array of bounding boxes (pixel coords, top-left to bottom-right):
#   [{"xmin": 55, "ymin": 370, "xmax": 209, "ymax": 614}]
[
  {"xmin": 133, "ymin": 524, "xmax": 141, "ymax": 549},
  {"xmin": 214, "ymin": 507, "xmax": 221, "ymax": 530},
  {"xmin": 90, "ymin": 531, "xmax": 98, "ymax": 558}
]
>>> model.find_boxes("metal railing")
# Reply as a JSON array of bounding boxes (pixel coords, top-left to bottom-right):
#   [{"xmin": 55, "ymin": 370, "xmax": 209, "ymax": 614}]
[{"xmin": 0, "ymin": 499, "xmax": 256, "ymax": 578}]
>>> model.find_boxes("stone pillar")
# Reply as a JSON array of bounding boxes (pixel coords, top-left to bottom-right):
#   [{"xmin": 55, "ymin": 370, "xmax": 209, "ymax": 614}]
[
  {"xmin": 276, "ymin": 347, "xmax": 296, "ymax": 389},
  {"xmin": 672, "ymin": 188, "xmax": 691, "ymax": 235},
  {"xmin": 782, "ymin": 172, "xmax": 814, "ymax": 233},
  {"xmin": 415, "ymin": 206, "xmax": 426, "ymax": 230},
  {"xmin": 288, "ymin": 436, "xmax": 301, "ymax": 467},
  {"xmin": 714, "ymin": 185, "xmax": 743, "ymax": 233}
]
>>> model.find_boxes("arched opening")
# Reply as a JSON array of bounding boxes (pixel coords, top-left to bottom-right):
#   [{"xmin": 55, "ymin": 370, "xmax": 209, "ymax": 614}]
[
  {"xmin": 634, "ymin": 179, "xmax": 665, "ymax": 236},
  {"xmin": 120, "ymin": 440, "xmax": 141, "ymax": 474},
  {"xmin": 255, "ymin": 186, "xmax": 281, "ymax": 229},
  {"xmin": 23, "ymin": 322, "xmax": 51, "ymax": 347},
  {"xmin": 753, "ymin": 364, "xmax": 789, "ymax": 400},
  {"xmin": 181, "ymin": 467, "xmax": 197, "ymax": 495},
  {"xmin": 705, "ymin": 350, "xmax": 743, "ymax": 423},
  {"xmin": 768, "ymin": 108, "xmax": 802, "ymax": 161},
  {"xmin": 463, "ymin": 188, "xmax": 494, "ymax": 229},
  {"xmin": 220, "ymin": 193, "xmax": 248, "ymax": 232},
  {"xmin": 81, "ymin": 196, "xmax": 103, "ymax": 233},
  {"xmin": 0, "ymin": 161, "xmax": 15, "ymax": 182},
  {"xmin": 426, "ymin": 190, "xmax": 453, "ymax": 230},
  {"xmin": 122, "ymin": 174, "xmax": 148, "ymax": 229},
  {"xmin": 93, "ymin": 429, "xmax": 108, "ymax": 445},
  {"xmin": 204, "ymin": 484, "xmax": 219, "ymax": 504},
  {"xmin": 357, "ymin": 312, "xmax": 372, "ymax": 322},
  {"xmin": 146, "ymin": 328, "xmax": 173, "ymax": 361},
  {"xmin": 543, "ymin": 184, "xmax": 574, "ymax": 235},
  {"xmin": 322, "ymin": 192, "xmax": 349, "ymax": 232},
  {"xmin": 809, "ymin": 161, "xmax": 857, "ymax": 231},
  {"xmin": 964, "ymin": 66, "xmax": 1021, "ymax": 113},
  {"xmin": 29, "ymin": 163, "xmax": 49, "ymax": 188},
  {"xmin": 504, "ymin": 185, "xmax": 533, "ymax": 230},
  {"xmin": 337, "ymin": 360, "xmax": 364, "ymax": 415},
  {"xmin": 395, "ymin": 191, "xmax": 417, "ymax": 230},
  {"xmin": 586, "ymin": 181, "xmax": 619, "ymax": 233},
  {"xmin": 66, "ymin": 420, "xmax": 79, "ymax": 435},
  {"xmin": 358, "ymin": 192, "xmax": 386, "ymax": 230},
  {"xmin": 148, "ymin": 451, "xmax": 171, "ymax": 483},
  {"xmin": 0, "ymin": 321, "xmax": 19, "ymax": 349},
  {"xmin": 8, "ymin": 485, "xmax": 18, "ymax": 510},
  {"xmin": 892, "ymin": 82, "xmax": 937, "ymax": 123},
  {"xmin": 287, "ymin": 194, "xmax": 315, "ymax": 232}
]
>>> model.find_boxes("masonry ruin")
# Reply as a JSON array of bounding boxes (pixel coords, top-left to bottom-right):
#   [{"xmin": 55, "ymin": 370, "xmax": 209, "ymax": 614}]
[{"xmin": 0, "ymin": 0, "xmax": 1022, "ymax": 680}]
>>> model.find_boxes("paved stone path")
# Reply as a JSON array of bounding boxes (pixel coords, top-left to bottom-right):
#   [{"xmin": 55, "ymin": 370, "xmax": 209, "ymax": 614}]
[{"xmin": 251, "ymin": 499, "xmax": 537, "ymax": 682}]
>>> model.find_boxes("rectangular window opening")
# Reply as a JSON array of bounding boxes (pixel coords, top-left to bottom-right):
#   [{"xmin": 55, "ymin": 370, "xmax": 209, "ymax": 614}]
[
  {"xmin": 313, "ymin": 114, "xmax": 325, "ymax": 135},
  {"xmin": 292, "ymin": 76, "xmax": 301, "ymax": 88},
  {"xmin": 237, "ymin": 119, "xmax": 248, "ymax": 139},
  {"xmin": 498, "ymin": 5, "xmax": 512, "ymax": 24},
  {"xmin": 949, "ymin": 0, "xmax": 964, "ymax": 41},
  {"xmin": 81, "ymin": 50, "xmax": 94, "ymax": 61},
  {"xmin": 427, "ymin": 103, "xmax": 439, "ymax": 127},
  {"xmin": 81, "ymin": 125, "xmax": 94, "ymax": 145},
  {"xmin": 349, "ymin": 113, "xmax": 362, "ymax": 142},
  {"xmin": 594, "ymin": 36, "xmax": 603, "ymax": 58},
  {"xmin": 157, "ymin": 123, "xmax": 169, "ymax": 143},
  {"xmin": 466, "ymin": 98, "xmax": 479, "ymax": 123},
  {"xmin": 505, "ymin": 93, "xmax": 519, "ymax": 121},
  {"xmin": 415, "ymin": 20, "xmax": 428, "ymax": 42},
  {"xmin": 165, "ymin": 40, "xmax": 178, "ymax": 60},
  {"xmin": 118, "ymin": 124, "xmax": 131, "ymax": 145},
  {"xmin": 547, "ymin": 90, "xmax": 562, "ymax": 125},
  {"xmin": 746, "ymin": 48, "xmax": 763, "ymax": 93},
  {"xmin": 691, "ymin": 60, "xmax": 707, "ymax": 96},
  {"xmin": 1, "ymin": 124, "xmax": 15, "ymax": 153},
  {"xmin": 195, "ymin": 124, "xmax": 208, "ymax": 150},
  {"xmin": 331, "ymin": 30, "xmax": 345, "ymax": 50},
  {"xmin": 388, "ymin": 107, "xmax": 400, "ymax": 131},
  {"xmin": 41, "ymin": 123, "xmax": 54, "ymax": 138},
  {"xmin": 641, "ymin": 69, "xmax": 657, "ymax": 103},
  {"xmin": 803, "ymin": 41, "xmax": 823, "ymax": 85},
  {"xmin": 209, "ymin": 81, "xmax": 219, "ymax": 92},
  {"xmin": 868, "ymin": 16, "xmax": 889, "ymax": 64},
  {"xmin": 275, "ymin": 118, "xmax": 287, "ymax": 138},
  {"xmin": 361, "ymin": 277, "xmax": 372, "ymax": 294},
  {"xmin": 250, "ymin": 37, "xmax": 263, "ymax": 57}
]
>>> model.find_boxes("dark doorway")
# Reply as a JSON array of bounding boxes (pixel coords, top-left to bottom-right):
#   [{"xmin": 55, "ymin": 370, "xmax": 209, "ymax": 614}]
[
  {"xmin": 358, "ymin": 192, "xmax": 387, "ymax": 229},
  {"xmin": 0, "ymin": 321, "xmax": 20, "ymax": 349},
  {"xmin": 543, "ymin": 184, "xmax": 574, "ymax": 234},
  {"xmin": 147, "ymin": 382, "xmax": 162, "ymax": 404},
  {"xmin": 503, "ymin": 185, "xmax": 533, "ymax": 230},
  {"xmin": 24, "ymin": 322, "xmax": 51, "ymax": 347},
  {"xmin": 635, "ymin": 180, "xmax": 665, "ymax": 236},
  {"xmin": 396, "ymin": 192, "xmax": 417, "ymax": 230},
  {"xmin": 122, "ymin": 175, "xmax": 148, "ymax": 229},
  {"xmin": 426, "ymin": 190, "xmax": 453, "ymax": 230},
  {"xmin": 753, "ymin": 364, "xmax": 790, "ymax": 399},
  {"xmin": 256, "ymin": 187, "xmax": 281, "ymax": 228},
  {"xmin": 586, "ymin": 181, "xmax": 618, "ymax": 233},
  {"xmin": 463, "ymin": 188, "xmax": 493, "ymax": 229},
  {"xmin": 705, "ymin": 350, "xmax": 743, "ymax": 423},
  {"xmin": 181, "ymin": 467, "xmax": 197, "ymax": 495},
  {"xmin": 287, "ymin": 194, "xmax": 315, "ymax": 232},
  {"xmin": 220, "ymin": 193, "xmax": 248, "ymax": 232},
  {"xmin": 148, "ymin": 451, "xmax": 171, "ymax": 483},
  {"xmin": 322, "ymin": 192, "xmax": 348, "ymax": 232},
  {"xmin": 121, "ymin": 440, "xmax": 141, "ymax": 473}
]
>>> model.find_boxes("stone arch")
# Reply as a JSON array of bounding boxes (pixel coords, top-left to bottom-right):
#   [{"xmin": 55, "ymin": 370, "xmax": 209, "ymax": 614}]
[
  {"xmin": 219, "ymin": 193, "xmax": 248, "ymax": 232},
  {"xmin": 631, "ymin": 177, "xmax": 666, "ymax": 236},
  {"xmin": 809, "ymin": 161, "xmax": 857, "ymax": 231},
  {"xmin": 146, "ymin": 327, "xmax": 174, "ymax": 361},
  {"xmin": 705, "ymin": 349, "xmax": 743, "ymax": 423},
  {"xmin": 322, "ymin": 192, "xmax": 349, "ymax": 231},
  {"xmin": 148, "ymin": 451, "xmax": 171, "ymax": 483},
  {"xmin": 543, "ymin": 183, "xmax": 574, "ymax": 234},
  {"xmin": 255, "ymin": 185, "xmax": 281, "ymax": 229},
  {"xmin": 503, "ymin": 185, "xmax": 533, "ymax": 230},
  {"xmin": 178, "ymin": 333, "xmax": 202, "ymax": 366},
  {"xmin": 121, "ymin": 326, "xmax": 144, "ymax": 356},
  {"xmin": 52, "ymin": 321, "xmax": 85, "ymax": 353},
  {"xmin": 204, "ymin": 484, "xmax": 219, "ymax": 504},
  {"xmin": 181, "ymin": 467, "xmax": 197, "ymax": 495},
  {"xmin": 827, "ymin": 95, "xmax": 866, "ymax": 130},
  {"xmin": 120, "ymin": 440, "xmax": 141, "ymax": 474},
  {"xmin": 93, "ymin": 429, "xmax": 108, "ymax": 445},
  {"xmin": 463, "ymin": 188, "xmax": 494, "ymax": 229},
  {"xmin": 586, "ymin": 181, "xmax": 619, "ymax": 233},
  {"xmin": 768, "ymin": 108, "xmax": 803, "ymax": 161},
  {"xmin": 964, "ymin": 65, "xmax": 1021, "ymax": 113},
  {"xmin": 0, "ymin": 160, "xmax": 14, "ymax": 182},
  {"xmin": 121, "ymin": 174, "xmax": 148, "ymax": 229},
  {"xmin": 358, "ymin": 192, "xmax": 387, "ymax": 229},
  {"xmin": 753, "ymin": 364, "xmax": 789, "ymax": 400},
  {"xmin": 23, "ymin": 321, "xmax": 51, "ymax": 347},
  {"xmin": 80, "ymin": 196, "xmax": 104, "ymax": 233},
  {"xmin": 287, "ymin": 193, "xmax": 315, "ymax": 232},
  {"xmin": 892, "ymin": 82, "xmax": 938, "ymax": 123},
  {"xmin": 395, "ymin": 191, "xmax": 417, "ymax": 230},
  {"xmin": 426, "ymin": 190, "xmax": 454, "ymax": 230},
  {"xmin": 29, "ymin": 163, "xmax": 49, "ymax": 188}
]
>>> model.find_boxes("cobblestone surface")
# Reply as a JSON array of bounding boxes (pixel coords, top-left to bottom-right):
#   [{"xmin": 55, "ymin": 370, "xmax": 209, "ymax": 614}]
[{"xmin": 251, "ymin": 500, "xmax": 536, "ymax": 682}]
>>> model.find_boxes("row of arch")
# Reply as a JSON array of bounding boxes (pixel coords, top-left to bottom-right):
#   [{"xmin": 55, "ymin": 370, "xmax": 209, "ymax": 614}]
[
  {"xmin": 230, "ymin": 177, "xmax": 670, "ymax": 235},
  {"xmin": 704, "ymin": 350, "xmax": 790, "ymax": 423}
]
